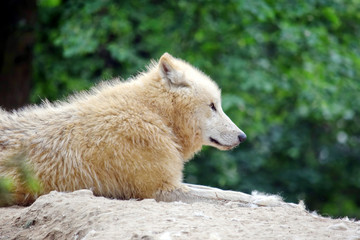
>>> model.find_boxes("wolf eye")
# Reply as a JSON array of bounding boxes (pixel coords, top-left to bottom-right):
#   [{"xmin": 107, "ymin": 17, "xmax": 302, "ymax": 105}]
[{"xmin": 210, "ymin": 103, "xmax": 217, "ymax": 112}]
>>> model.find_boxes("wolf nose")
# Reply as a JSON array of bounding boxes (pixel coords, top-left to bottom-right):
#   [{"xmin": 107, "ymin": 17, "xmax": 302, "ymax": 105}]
[{"xmin": 238, "ymin": 132, "xmax": 247, "ymax": 143}]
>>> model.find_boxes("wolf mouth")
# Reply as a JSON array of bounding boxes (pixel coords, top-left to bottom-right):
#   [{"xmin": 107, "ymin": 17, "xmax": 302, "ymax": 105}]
[{"xmin": 209, "ymin": 137, "xmax": 235, "ymax": 149}]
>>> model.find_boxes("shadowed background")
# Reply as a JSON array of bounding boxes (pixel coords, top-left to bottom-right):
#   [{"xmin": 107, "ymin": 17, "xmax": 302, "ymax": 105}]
[{"xmin": 1, "ymin": 0, "xmax": 359, "ymax": 218}]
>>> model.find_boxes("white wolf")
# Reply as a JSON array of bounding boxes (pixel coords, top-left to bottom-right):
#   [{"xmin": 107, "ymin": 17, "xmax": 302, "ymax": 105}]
[{"xmin": 0, "ymin": 53, "xmax": 283, "ymax": 207}]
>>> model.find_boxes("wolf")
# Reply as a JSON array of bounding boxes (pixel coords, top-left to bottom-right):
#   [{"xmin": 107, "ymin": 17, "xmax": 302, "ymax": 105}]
[{"xmin": 0, "ymin": 53, "xmax": 283, "ymax": 207}]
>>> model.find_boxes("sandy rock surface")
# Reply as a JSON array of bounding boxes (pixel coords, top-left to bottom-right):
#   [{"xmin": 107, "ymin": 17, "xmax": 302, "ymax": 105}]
[{"xmin": 0, "ymin": 190, "xmax": 359, "ymax": 240}]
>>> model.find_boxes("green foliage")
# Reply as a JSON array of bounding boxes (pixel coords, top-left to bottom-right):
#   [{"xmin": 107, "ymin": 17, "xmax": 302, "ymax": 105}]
[
  {"xmin": 32, "ymin": 0, "xmax": 360, "ymax": 218},
  {"xmin": 0, "ymin": 177, "xmax": 14, "ymax": 206},
  {"xmin": 0, "ymin": 153, "xmax": 42, "ymax": 206}
]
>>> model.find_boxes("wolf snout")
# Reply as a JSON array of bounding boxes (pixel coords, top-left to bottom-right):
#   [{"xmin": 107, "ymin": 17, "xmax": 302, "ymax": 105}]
[{"xmin": 238, "ymin": 132, "xmax": 247, "ymax": 143}]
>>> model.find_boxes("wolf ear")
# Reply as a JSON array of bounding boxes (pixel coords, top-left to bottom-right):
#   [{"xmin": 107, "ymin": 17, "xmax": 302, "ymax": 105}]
[{"xmin": 159, "ymin": 53, "xmax": 189, "ymax": 88}]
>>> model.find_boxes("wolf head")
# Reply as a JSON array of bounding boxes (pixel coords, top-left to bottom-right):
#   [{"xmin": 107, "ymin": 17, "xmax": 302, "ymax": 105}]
[{"xmin": 158, "ymin": 53, "xmax": 246, "ymax": 151}]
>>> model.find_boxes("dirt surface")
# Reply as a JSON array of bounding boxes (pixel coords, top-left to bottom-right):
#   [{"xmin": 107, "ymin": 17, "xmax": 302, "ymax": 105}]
[{"xmin": 0, "ymin": 190, "xmax": 359, "ymax": 240}]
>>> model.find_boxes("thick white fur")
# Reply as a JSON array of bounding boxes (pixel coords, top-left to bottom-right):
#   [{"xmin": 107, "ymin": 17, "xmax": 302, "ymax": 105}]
[{"xmin": 0, "ymin": 53, "xmax": 282, "ymax": 207}]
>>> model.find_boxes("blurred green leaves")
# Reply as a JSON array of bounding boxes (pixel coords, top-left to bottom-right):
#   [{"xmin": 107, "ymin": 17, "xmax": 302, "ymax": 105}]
[
  {"xmin": 0, "ymin": 153, "xmax": 42, "ymax": 206},
  {"xmin": 32, "ymin": 0, "xmax": 360, "ymax": 218},
  {"xmin": 0, "ymin": 177, "xmax": 14, "ymax": 206},
  {"xmin": 38, "ymin": 0, "xmax": 61, "ymax": 8}
]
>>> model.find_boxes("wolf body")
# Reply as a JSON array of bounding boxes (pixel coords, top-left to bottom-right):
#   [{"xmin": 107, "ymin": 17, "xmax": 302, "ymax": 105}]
[{"xmin": 0, "ymin": 53, "xmax": 284, "ymax": 207}]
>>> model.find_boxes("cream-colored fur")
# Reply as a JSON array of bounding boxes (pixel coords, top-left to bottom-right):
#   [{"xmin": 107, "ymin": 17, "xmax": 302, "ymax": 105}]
[{"xmin": 0, "ymin": 53, "xmax": 285, "ymax": 207}]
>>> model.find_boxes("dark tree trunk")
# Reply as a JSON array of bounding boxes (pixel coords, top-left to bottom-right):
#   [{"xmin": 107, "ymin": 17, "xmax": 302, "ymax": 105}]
[{"xmin": 0, "ymin": 0, "xmax": 36, "ymax": 111}]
